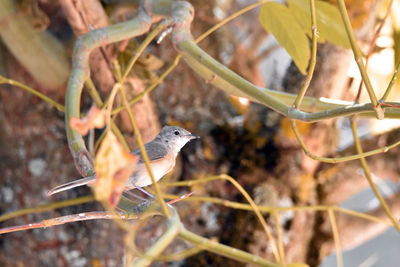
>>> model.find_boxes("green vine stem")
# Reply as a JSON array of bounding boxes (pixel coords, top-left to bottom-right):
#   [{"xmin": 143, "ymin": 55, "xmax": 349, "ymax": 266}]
[
  {"xmin": 65, "ymin": 8, "xmax": 155, "ymax": 176},
  {"xmin": 3, "ymin": 1, "xmax": 400, "ymax": 264},
  {"xmin": 10, "ymin": 0, "xmax": 400, "ymax": 177},
  {"xmin": 176, "ymin": 39, "xmax": 289, "ymax": 115},
  {"xmin": 107, "ymin": 0, "xmax": 400, "ymax": 122},
  {"xmin": 111, "ymin": 0, "xmax": 388, "ymax": 121},
  {"xmin": 172, "ymin": 21, "xmax": 400, "ymax": 122},
  {"xmin": 286, "ymin": 0, "xmax": 399, "ymax": 164}
]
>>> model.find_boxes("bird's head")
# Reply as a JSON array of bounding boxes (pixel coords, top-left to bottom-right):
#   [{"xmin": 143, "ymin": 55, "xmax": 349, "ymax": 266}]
[{"xmin": 157, "ymin": 126, "xmax": 199, "ymax": 154}]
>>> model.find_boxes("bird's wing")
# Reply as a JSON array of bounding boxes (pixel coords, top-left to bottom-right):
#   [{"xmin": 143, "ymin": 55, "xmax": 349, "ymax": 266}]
[{"xmin": 132, "ymin": 141, "xmax": 168, "ymax": 163}]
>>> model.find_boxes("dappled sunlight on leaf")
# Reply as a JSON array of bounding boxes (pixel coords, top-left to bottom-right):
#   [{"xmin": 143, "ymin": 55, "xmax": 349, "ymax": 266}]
[
  {"xmin": 70, "ymin": 106, "xmax": 106, "ymax": 135},
  {"xmin": 94, "ymin": 131, "xmax": 139, "ymax": 207}
]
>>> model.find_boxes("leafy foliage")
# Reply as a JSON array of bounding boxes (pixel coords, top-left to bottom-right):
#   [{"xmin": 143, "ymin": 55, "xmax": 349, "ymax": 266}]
[{"xmin": 259, "ymin": 0, "xmax": 350, "ymax": 74}]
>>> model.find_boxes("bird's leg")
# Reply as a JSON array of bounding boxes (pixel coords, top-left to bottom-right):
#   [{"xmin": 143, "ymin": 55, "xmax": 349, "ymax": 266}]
[
  {"xmin": 124, "ymin": 190, "xmax": 147, "ymax": 201},
  {"xmin": 135, "ymin": 185, "xmax": 155, "ymax": 199}
]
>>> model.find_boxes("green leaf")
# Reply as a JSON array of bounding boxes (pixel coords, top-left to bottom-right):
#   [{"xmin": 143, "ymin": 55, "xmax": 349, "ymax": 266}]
[
  {"xmin": 287, "ymin": 0, "xmax": 351, "ymax": 48},
  {"xmin": 259, "ymin": 2, "xmax": 310, "ymax": 74}
]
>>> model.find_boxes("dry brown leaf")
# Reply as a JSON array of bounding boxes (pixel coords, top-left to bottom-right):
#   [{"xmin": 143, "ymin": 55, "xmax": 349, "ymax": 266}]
[
  {"xmin": 94, "ymin": 131, "xmax": 139, "ymax": 207},
  {"xmin": 70, "ymin": 106, "xmax": 106, "ymax": 135}
]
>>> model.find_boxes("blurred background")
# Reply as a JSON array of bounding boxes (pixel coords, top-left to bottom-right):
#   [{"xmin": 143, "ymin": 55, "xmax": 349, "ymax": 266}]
[{"xmin": 0, "ymin": 0, "xmax": 400, "ymax": 266}]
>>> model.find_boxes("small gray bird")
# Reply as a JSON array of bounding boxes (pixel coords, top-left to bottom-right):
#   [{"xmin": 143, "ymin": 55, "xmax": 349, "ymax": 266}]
[{"xmin": 48, "ymin": 126, "xmax": 199, "ymax": 196}]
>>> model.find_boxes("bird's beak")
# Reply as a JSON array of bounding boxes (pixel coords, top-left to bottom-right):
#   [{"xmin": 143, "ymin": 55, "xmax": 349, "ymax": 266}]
[{"xmin": 185, "ymin": 134, "xmax": 200, "ymax": 140}]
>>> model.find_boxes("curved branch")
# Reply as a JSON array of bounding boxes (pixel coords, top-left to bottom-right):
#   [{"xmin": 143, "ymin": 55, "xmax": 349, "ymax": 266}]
[{"xmin": 65, "ymin": 8, "xmax": 155, "ymax": 176}]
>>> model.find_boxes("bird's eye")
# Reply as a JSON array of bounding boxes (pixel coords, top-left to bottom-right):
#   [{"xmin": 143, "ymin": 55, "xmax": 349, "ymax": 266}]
[{"xmin": 174, "ymin": 130, "xmax": 180, "ymax": 135}]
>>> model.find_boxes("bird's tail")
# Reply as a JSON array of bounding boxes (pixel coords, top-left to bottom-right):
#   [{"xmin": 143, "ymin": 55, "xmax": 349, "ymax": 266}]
[{"xmin": 47, "ymin": 175, "xmax": 96, "ymax": 196}]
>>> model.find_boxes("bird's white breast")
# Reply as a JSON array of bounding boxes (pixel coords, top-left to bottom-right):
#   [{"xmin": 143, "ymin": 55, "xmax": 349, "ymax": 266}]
[{"xmin": 128, "ymin": 154, "xmax": 175, "ymax": 188}]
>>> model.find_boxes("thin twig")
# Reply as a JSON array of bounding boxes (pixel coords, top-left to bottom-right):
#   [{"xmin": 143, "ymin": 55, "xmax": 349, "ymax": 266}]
[
  {"xmin": 159, "ymin": 192, "xmax": 391, "ymax": 226},
  {"xmin": 121, "ymin": 20, "xmax": 168, "ymax": 82},
  {"xmin": 0, "ymin": 75, "xmax": 64, "ymax": 112},
  {"xmin": 112, "ymin": 0, "xmax": 269, "ymax": 116},
  {"xmin": 112, "ymin": 55, "xmax": 182, "ymax": 115},
  {"xmin": 328, "ymin": 209, "xmax": 343, "ymax": 267},
  {"xmin": 115, "ymin": 25, "xmax": 172, "ymax": 217},
  {"xmin": 380, "ymin": 59, "xmax": 400, "ymax": 102},
  {"xmin": 350, "ymin": 119, "xmax": 400, "ymax": 233},
  {"xmin": 119, "ymin": 85, "xmax": 170, "ymax": 218},
  {"xmin": 0, "ymin": 195, "xmax": 94, "ymax": 223},
  {"xmin": 0, "ymin": 211, "xmax": 132, "ymax": 235},
  {"xmin": 355, "ymin": 0, "xmax": 394, "ymax": 102},
  {"xmin": 84, "ymin": 77, "xmax": 130, "ymax": 151},
  {"xmin": 289, "ymin": 119, "xmax": 400, "ymax": 163},
  {"xmin": 162, "ymin": 174, "xmax": 282, "ymax": 263},
  {"xmin": 195, "ymin": 1, "xmax": 267, "ymax": 43},
  {"xmin": 336, "ymin": 0, "xmax": 383, "ymax": 119},
  {"xmin": 293, "ymin": 0, "xmax": 317, "ymax": 109},
  {"xmin": 179, "ymin": 227, "xmax": 281, "ymax": 267},
  {"xmin": 272, "ymin": 211, "xmax": 286, "ymax": 267}
]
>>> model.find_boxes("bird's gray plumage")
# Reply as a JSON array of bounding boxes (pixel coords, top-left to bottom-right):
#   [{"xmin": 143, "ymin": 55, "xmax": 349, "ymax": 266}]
[
  {"xmin": 132, "ymin": 142, "xmax": 168, "ymax": 163},
  {"xmin": 48, "ymin": 126, "xmax": 199, "ymax": 196}
]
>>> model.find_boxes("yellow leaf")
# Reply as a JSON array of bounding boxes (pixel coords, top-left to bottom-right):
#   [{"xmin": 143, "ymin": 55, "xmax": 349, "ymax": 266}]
[
  {"xmin": 287, "ymin": 0, "xmax": 351, "ymax": 48},
  {"xmin": 94, "ymin": 131, "xmax": 139, "ymax": 207},
  {"xmin": 70, "ymin": 106, "xmax": 106, "ymax": 135},
  {"xmin": 259, "ymin": 2, "xmax": 310, "ymax": 74}
]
